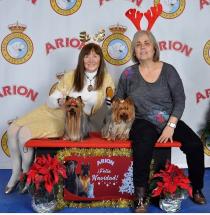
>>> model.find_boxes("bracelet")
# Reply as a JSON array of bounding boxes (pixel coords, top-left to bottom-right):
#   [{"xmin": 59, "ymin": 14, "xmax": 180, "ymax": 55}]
[{"xmin": 167, "ymin": 122, "xmax": 176, "ymax": 128}]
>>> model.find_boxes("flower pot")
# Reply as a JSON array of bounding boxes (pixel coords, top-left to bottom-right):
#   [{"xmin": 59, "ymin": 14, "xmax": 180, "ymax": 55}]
[
  {"xmin": 31, "ymin": 190, "xmax": 57, "ymax": 213},
  {"xmin": 159, "ymin": 196, "xmax": 182, "ymax": 213}
]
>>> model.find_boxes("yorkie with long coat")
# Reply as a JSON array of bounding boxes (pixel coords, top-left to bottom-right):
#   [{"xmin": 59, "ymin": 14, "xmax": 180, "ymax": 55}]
[
  {"xmin": 102, "ymin": 97, "xmax": 135, "ymax": 141},
  {"xmin": 63, "ymin": 96, "xmax": 89, "ymax": 141}
]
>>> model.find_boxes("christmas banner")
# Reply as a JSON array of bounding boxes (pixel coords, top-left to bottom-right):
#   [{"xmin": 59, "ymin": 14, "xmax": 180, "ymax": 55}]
[{"xmin": 63, "ymin": 155, "xmax": 134, "ymax": 201}]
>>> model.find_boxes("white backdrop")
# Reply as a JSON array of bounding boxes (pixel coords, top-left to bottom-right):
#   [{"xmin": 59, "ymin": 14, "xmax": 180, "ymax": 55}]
[{"xmin": 0, "ymin": 0, "xmax": 210, "ymax": 168}]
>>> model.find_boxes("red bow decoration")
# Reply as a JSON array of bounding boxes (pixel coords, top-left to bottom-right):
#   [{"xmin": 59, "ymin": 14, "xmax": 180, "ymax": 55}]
[
  {"xmin": 65, "ymin": 96, "xmax": 78, "ymax": 106},
  {"xmin": 69, "ymin": 99, "xmax": 78, "ymax": 106},
  {"xmin": 125, "ymin": 3, "xmax": 163, "ymax": 31}
]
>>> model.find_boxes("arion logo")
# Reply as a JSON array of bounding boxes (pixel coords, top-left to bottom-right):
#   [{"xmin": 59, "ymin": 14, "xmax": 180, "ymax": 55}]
[
  {"xmin": 1, "ymin": 131, "xmax": 10, "ymax": 157},
  {"xmin": 0, "ymin": 85, "xmax": 39, "ymax": 102},
  {"xmin": 50, "ymin": 0, "xmax": 82, "ymax": 16},
  {"xmin": 1, "ymin": 22, "xmax": 33, "ymax": 64},
  {"xmin": 102, "ymin": 24, "xmax": 131, "ymax": 66},
  {"xmin": 203, "ymin": 40, "xmax": 210, "ymax": 65},
  {"xmin": 154, "ymin": 0, "xmax": 185, "ymax": 19}
]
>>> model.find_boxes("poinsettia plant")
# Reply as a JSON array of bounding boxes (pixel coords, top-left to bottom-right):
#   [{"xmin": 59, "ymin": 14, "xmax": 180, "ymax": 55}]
[
  {"xmin": 149, "ymin": 161, "xmax": 192, "ymax": 198},
  {"xmin": 19, "ymin": 154, "xmax": 67, "ymax": 195}
]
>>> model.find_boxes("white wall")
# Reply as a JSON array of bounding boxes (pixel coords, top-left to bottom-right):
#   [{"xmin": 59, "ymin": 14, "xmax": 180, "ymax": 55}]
[{"xmin": 0, "ymin": 0, "xmax": 210, "ymax": 168}]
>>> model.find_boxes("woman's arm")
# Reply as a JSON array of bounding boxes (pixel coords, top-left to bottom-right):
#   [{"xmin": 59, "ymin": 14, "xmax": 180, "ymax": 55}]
[
  {"xmin": 158, "ymin": 64, "xmax": 185, "ymax": 143},
  {"xmin": 46, "ymin": 90, "xmax": 64, "ymax": 108},
  {"xmin": 46, "ymin": 71, "xmax": 74, "ymax": 109},
  {"xmin": 167, "ymin": 64, "xmax": 186, "ymax": 119}
]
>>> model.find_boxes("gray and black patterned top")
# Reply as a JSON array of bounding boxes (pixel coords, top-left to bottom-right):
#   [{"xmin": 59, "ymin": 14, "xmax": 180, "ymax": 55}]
[{"xmin": 116, "ymin": 62, "xmax": 185, "ymax": 131}]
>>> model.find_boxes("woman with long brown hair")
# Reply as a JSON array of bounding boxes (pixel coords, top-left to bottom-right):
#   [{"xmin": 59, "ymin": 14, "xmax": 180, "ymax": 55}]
[{"xmin": 5, "ymin": 43, "xmax": 114, "ymax": 194}]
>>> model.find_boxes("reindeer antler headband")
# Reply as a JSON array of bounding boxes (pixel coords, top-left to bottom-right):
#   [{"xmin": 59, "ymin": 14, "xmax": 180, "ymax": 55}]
[
  {"xmin": 125, "ymin": 3, "xmax": 163, "ymax": 31},
  {"xmin": 79, "ymin": 29, "xmax": 106, "ymax": 44}
]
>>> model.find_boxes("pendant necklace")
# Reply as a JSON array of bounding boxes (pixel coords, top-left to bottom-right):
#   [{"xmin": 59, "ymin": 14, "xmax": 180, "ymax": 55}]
[{"xmin": 85, "ymin": 73, "xmax": 97, "ymax": 92}]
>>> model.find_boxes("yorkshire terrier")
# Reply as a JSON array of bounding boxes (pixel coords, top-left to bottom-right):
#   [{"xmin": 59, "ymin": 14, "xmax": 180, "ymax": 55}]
[
  {"xmin": 102, "ymin": 97, "xmax": 135, "ymax": 140},
  {"xmin": 63, "ymin": 96, "xmax": 89, "ymax": 141}
]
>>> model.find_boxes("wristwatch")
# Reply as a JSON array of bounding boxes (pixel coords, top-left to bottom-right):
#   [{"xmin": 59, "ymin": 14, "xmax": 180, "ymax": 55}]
[{"xmin": 167, "ymin": 122, "xmax": 176, "ymax": 128}]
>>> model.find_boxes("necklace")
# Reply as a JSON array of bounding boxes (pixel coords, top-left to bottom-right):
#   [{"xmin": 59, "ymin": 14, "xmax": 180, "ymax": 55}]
[{"xmin": 85, "ymin": 73, "xmax": 97, "ymax": 92}]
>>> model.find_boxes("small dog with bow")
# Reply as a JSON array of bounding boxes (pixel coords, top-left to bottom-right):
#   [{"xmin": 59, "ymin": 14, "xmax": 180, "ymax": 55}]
[
  {"xmin": 63, "ymin": 96, "xmax": 89, "ymax": 141},
  {"xmin": 102, "ymin": 97, "xmax": 135, "ymax": 141}
]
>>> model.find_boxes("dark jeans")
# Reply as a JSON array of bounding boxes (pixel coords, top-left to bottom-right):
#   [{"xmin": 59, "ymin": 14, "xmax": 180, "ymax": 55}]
[{"xmin": 129, "ymin": 119, "xmax": 205, "ymax": 190}]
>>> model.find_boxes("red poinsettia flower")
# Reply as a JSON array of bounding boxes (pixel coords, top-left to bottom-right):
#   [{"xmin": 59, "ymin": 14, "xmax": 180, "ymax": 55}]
[
  {"xmin": 25, "ymin": 154, "xmax": 67, "ymax": 194},
  {"xmin": 150, "ymin": 161, "xmax": 192, "ymax": 198}
]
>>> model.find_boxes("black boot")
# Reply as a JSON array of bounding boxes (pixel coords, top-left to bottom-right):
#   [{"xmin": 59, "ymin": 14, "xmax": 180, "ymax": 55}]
[
  {"xmin": 192, "ymin": 189, "xmax": 207, "ymax": 204},
  {"xmin": 134, "ymin": 187, "xmax": 149, "ymax": 213}
]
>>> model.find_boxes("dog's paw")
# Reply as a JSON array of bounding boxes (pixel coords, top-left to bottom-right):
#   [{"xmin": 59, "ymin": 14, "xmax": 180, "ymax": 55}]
[
  {"xmin": 120, "ymin": 134, "xmax": 129, "ymax": 140},
  {"xmin": 63, "ymin": 135, "xmax": 69, "ymax": 140}
]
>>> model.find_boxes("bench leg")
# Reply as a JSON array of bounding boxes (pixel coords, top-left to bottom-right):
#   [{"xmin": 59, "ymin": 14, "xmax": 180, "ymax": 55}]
[{"xmin": 152, "ymin": 148, "xmax": 171, "ymax": 172}]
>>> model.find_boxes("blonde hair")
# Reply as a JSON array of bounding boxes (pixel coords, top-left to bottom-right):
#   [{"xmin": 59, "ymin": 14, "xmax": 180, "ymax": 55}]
[{"xmin": 131, "ymin": 30, "xmax": 160, "ymax": 63}]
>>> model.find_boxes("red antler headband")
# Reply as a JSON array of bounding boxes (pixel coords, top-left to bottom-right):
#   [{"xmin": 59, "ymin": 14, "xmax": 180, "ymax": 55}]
[{"xmin": 125, "ymin": 3, "xmax": 163, "ymax": 31}]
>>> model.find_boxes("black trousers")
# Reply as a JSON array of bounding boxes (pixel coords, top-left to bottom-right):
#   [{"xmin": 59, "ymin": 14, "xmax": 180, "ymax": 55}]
[{"xmin": 129, "ymin": 119, "xmax": 205, "ymax": 190}]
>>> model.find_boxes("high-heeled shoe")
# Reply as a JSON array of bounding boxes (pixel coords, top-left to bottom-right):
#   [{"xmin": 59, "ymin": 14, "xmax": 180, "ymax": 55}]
[{"xmin": 4, "ymin": 181, "xmax": 19, "ymax": 194}]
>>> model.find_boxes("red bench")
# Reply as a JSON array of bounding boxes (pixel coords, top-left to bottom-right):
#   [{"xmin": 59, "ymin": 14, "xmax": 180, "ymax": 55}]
[
  {"xmin": 25, "ymin": 132, "xmax": 181, "ymax": 148},
  {"xmin": 25, "ymin": 132, "xmax": 181, "ymax": 205}
]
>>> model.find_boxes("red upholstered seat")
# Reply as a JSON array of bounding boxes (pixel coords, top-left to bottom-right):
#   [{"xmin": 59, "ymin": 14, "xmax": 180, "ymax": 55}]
[{"xmin": 25, "ymin": 132, "xmax": 181, "ymax": 148}]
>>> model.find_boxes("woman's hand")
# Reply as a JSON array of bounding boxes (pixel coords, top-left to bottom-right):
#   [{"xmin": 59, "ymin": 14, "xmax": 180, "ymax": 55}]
[{"xmin": 157, "ymin": 126, "xmax": 175, "ymax": 143}]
